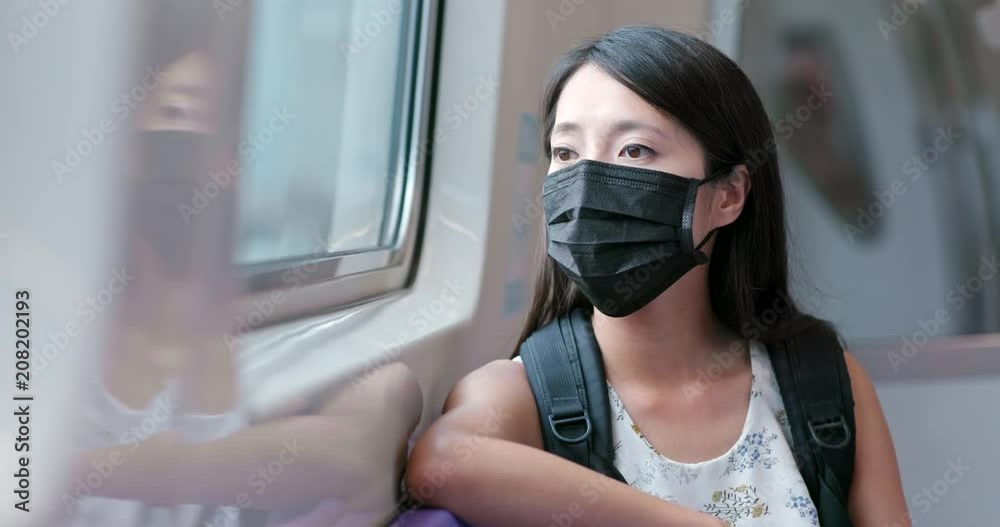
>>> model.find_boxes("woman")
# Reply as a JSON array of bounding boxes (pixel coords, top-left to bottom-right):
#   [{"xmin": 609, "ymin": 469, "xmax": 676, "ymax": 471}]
[{"xmin": 406, "ymin": 26, "xmax": 909, "ymax": 526}]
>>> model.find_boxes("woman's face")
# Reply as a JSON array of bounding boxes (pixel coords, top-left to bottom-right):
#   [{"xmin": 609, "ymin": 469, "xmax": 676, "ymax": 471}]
[
  {"xmin": 138, "ymin": 49, "xmax": 218, "ymax": 134},
  {"xmin": 548, "ymin": 64, "xmax": 718, "ymax": 246}
]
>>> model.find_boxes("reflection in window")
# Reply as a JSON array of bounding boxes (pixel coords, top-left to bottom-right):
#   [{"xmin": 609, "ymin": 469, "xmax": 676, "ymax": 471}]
[
  {"xmin": 738, "ymin": 0, "xmax": 998, "ymax": 343},
  {"xmin": 774, "ymin": 26, "xmax": 877, "ymax": 240},
  {"xmin": 236, "ymin": 0, "xmax": 413, "ymax": 265}
]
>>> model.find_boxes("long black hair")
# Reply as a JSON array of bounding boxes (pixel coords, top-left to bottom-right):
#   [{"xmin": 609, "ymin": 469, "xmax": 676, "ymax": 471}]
[{"xmin": 516, "ymin": 26, "xmax": 830, "ymax": 349}]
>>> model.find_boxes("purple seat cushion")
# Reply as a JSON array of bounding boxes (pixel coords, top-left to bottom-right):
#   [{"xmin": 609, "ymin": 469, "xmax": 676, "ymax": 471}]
[{"xmin": 391, "ymin": 509, "xmax": 471, "ymax": 527}]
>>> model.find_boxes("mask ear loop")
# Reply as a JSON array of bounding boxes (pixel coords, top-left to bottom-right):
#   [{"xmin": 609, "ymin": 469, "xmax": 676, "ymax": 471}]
[
  {"xmin": 691, "ymin": 228, "xmax": 718, "ymax": 265},
  {"xmin": 689, "ymin": 164, "xmax": 735, "ymax": 264},
  {"xmin": 699, "ymin": 164, "xmax": 736, "ymax": 186}
]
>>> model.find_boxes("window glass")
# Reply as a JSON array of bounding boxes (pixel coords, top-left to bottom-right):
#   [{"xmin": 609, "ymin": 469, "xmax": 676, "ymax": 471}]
[{"xmin": 235, "ymin": 0, "xmax": 414, "ymax": 265}]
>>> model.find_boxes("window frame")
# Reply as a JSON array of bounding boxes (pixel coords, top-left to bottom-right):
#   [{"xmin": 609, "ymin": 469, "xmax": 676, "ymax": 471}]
[{"xmin": 235, "ymin": 0, "xmax": 441, "ymax": 324}]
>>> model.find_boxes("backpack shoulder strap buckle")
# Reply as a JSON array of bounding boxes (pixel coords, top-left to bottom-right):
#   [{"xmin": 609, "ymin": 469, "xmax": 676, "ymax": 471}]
[
  {"xmin": 809, "ymin": 414, "xmax": 852, "ymax": 449},
  {"xmin": 548, "ymin": 412, "xmax": 592, "ymax": 444},
  {"xmin": 519, "ymin": 309, "xmax": 627, "ymax": 483}
]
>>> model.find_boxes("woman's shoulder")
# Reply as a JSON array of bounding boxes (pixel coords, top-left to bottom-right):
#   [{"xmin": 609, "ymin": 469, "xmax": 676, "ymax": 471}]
[
  {"xmin": 449, "ymin": 359, "xmax": 531, "ymax": 405},
  {"xmin": 442, "ymin": 359, "xmax": 540, "ymax": 441}
]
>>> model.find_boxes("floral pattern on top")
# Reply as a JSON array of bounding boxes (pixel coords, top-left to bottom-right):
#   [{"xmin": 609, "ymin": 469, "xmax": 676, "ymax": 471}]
[
  {"xmin": 721, "ymin": 428, "xmax": 780, "ymax": 476},
  {"xmin": 608, "ymin": 383, "xmax": 627, "ymax": 422},
  {"xmin": 591, "ymin": 342, "xmax": 818, "ymax": 526},
  {"xmin": 750, "ymin": 374, "xmax": 763, "ymax": 398},
  {"xmin": 775, "ymin": 409, "xmax": 788, "ymax": 428},
  {"xmin": 703, "ymin": 484, "xmax": 769, "ymax": 525},
  {"xmin": 657, "ymin": 461, "xmax": 700, "ymax": 486},
  {"xmin": 786, "ymin": 490, "xmax": 819, "ymax": 525}
]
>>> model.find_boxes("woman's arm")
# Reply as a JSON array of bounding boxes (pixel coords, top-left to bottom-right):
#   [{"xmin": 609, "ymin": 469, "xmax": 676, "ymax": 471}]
[
  {"xmin": 74, "ymin": 415, "xmax": 353, "ymax": 508},
  {"xmin": 72, "ymin": 362, "xmax": 421, "ymax": 510},
  {"xmin": 845, "ymin": 352, "xmax": 912, "ymax": 526},
  {"xmin": 405, "ymin": 360, "xmax": 724, "ymax": 527}
]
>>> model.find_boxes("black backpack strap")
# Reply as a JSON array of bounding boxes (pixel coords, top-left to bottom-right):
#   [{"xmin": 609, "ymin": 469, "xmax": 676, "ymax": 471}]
[
  {"xmin": 769, "ymin": 324, "xmax": 856, "ymax": 526},
  {"xmin": 520, "ymin": 309, "xmax": 626, "ymax": 483}
]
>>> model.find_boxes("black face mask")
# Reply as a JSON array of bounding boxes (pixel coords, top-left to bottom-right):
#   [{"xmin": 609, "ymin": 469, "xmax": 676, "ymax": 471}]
[
  {"xmin": 542, "ymin": 159, "xmax": 720, "ymax": 317},
  {"xmin": 134, "ymin": 130, "xmax": 208, "ymax": 277}
]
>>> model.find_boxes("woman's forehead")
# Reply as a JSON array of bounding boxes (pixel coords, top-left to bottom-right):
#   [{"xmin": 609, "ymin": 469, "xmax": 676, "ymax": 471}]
[{"xmin": 553, "ymin": 65, "xmax": 686, "ymax": 143}]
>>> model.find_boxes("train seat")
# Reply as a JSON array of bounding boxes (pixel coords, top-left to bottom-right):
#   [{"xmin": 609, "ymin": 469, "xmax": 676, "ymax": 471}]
[{"xmin": 391, "ymin": 508, "xmax": 471, "ymax": 527}]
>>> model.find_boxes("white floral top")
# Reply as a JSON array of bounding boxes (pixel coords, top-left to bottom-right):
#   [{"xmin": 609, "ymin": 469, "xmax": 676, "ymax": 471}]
[{"xmin": 609, "ymin": 341, "xmax": 818, "ymax": 526}]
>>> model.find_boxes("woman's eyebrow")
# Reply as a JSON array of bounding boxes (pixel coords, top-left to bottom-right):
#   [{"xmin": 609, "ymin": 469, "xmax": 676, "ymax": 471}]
[
  {"xmin": 608, "ymin": 119, "xmax": 668, "ymax": 139},
  {"xmin": 551, "ymin": 121, "xmax": 581, "ymax": 136},
  {"xmin": 551, "ymin": 120, "xmax": 669, "ymax": 139}
]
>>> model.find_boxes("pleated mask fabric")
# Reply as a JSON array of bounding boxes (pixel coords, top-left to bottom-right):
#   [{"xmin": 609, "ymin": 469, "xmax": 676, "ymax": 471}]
[{"xmin": 543, "ymin": 159, "xmax": 717, "ymax": 317}]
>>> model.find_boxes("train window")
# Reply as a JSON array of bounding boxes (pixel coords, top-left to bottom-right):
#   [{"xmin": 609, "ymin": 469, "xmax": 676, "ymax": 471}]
[{"xmin": 234, "ymin": 0, "xmax": 437, "ymax": 320}]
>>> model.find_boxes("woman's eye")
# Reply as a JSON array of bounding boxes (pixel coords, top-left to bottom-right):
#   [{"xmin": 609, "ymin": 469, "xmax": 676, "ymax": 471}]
[
  {"xmin": 553, "ymin": 148, "xmax": 574, "ymax": 162},
  {"xmin": 619, "ymin": 144, "xmax": 653, "ymax": 160}
]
